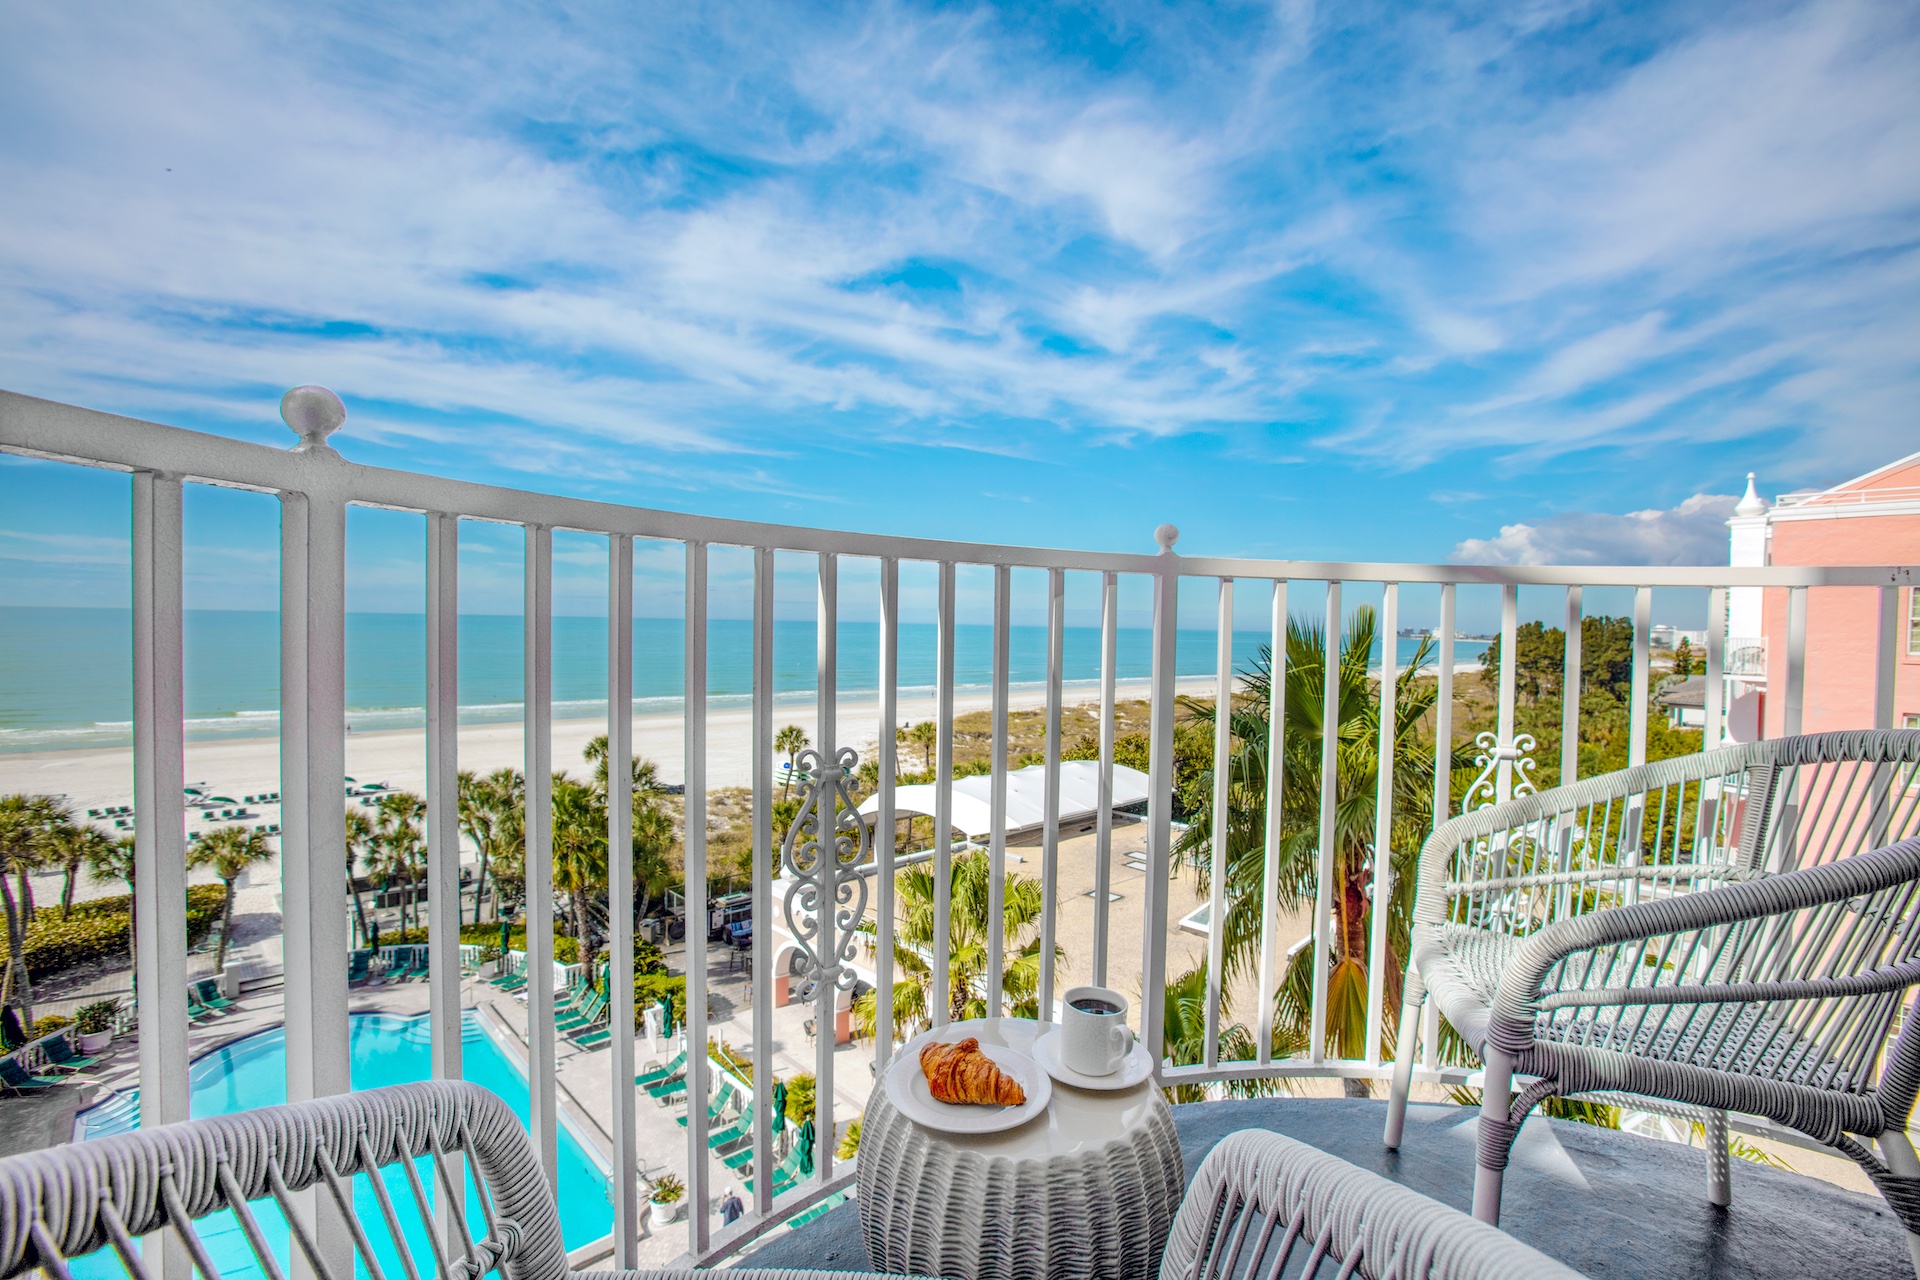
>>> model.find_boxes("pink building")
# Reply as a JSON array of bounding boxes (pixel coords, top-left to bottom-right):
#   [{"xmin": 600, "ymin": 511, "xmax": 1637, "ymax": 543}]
[{"xmin": 1727, "ymin": 452, "xmax": 1920, "ymax": 738}]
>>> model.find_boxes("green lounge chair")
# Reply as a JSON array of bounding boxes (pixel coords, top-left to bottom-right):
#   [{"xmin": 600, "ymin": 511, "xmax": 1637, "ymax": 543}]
[
  {"xmin": 184, "ymin": 987, "xmax": 227, "ymax": 1021},
  {"xmin": 720, "ymin": 1142, "xmax": 756, "ymax": 1173},
  {"xmin": 708, "ymin": 1105, "xmax": 753, "ymax": 1151},
  {"xmin": 677, "ymin": 1080, "xmax": 736, "ymax": 1129},
  {"xmin": 555, "ymin": 991, "xmax": 605, "ymax": 1031},
  {"xmin": 743, "ymin": 1144, "xmax": 805, "ymax": 1195},
  {"xmin": 635, "ymin": 1050, "xmax": 686, "ymax": 1088},
  {"xmin": 490, "ymin": 966, "xmax": 527, "ymax": 991},
  {"xmin": 348, "ymin": 949, "xmax": 373, "ymax": 985},
  {"xmin": 789, "ymin": 1192, "xmax": 846, "ymax": 1228},
  {"xmin": 568, "ymin": 1022, "xmax": 613, "ymax": 1050},
  {"xmin": 194, "ymin": 979, "xmax": 235, "ymax": 1011},
  {"xmin": 39, "ymin": 1033, "xmax": 100, "ymax": 1074},
  {"xmin": 0, "ymin": 1057, "xmax": 63, "ymax": 1095},
  {"xmin": 649, "ymin": 1071, "xmax": 690, "ymax": 1104}
]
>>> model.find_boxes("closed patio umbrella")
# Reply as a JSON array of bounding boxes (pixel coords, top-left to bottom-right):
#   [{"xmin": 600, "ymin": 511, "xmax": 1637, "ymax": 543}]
[
  {"xmin": 795, "ymin": 1118, "xmax": 815, "ymax": 1177},
  {"xmin": 771, "ymin": 1080, "xmax": 787, "ymax": 1132}
]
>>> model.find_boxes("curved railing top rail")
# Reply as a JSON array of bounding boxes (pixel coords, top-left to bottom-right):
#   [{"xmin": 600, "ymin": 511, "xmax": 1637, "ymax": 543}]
[{"xmin": 4, "ymin": 388, "xmax": 1915, "ymax": 588}]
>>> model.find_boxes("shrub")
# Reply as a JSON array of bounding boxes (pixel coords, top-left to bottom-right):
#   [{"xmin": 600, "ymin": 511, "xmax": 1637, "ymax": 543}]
[
  {"xmin": 0, "ymin": 887, "xmax": 223, "ymax": 979},
  {"xmin": 785, "ymin": 1072, "xmax": 816, "ymax": 1126},
  {"xmin": 634, "ymin": 973, "xmax": 687, "ymax": 1029},
  {"xmin": 837, "ymin": 1115, "xmax": 861, "ymax": 1160},
  {"xmin": 30, "ymin": 1015, "xmax": 72, "ymax": 1040},
  {"xmin": 384, "ymin": 924, "xmax": 582, "ymax": 964}
]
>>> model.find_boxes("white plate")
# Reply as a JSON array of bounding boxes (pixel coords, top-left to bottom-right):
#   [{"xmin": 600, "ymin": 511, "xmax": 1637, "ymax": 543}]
[
  {"xmin": 885, "ymin": 1037, "xmax": 1052, "ymax": 1135},
  {"xmin": 1032, "ymin": 1028, "xmax": 1155, "ymax": 1091}
]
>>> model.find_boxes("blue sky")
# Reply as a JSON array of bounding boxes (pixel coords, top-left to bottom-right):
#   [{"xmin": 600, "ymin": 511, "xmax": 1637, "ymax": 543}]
[{"xmin": 2, "ymin": 0, "xmax": 1917, "ymax": 630}]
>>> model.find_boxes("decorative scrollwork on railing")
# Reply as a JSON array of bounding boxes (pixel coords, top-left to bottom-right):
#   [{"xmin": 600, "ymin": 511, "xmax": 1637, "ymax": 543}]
[
  {"xmin": 1461, "ymin": 731, "xmax": 1539, "ymax": 815},
  {"xmin": 780, "ymin": 746, "xmax": 871, "ymax": 999}
]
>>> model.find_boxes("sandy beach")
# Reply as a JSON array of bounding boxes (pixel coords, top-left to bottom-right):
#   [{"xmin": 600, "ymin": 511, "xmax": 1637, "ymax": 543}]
[{"xmin": 0, "ymin": 677, "xmax": 1223, "ymax": 820}]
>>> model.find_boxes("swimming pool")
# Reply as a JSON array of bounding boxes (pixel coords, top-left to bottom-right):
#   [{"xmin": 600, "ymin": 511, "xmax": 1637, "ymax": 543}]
[{"xmin": 72, "ymin": 1011, "xmax": 614, "ymax": 1279}]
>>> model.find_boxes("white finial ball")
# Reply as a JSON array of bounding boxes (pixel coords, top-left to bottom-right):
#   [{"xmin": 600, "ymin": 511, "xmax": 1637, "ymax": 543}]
[
  {"xmin": 1154, "ymin": 523, "xmax": 1180, "ymax": 553},
  {"xmin": 281, "ymin": 385, "xmax": 345, "ymax": 451}
]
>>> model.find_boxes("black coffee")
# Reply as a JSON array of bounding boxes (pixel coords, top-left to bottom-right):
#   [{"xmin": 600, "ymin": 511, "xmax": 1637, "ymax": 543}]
[{"xmin": 1070, "ymin": 997, "xmax": 1121, "ymax": 1015}]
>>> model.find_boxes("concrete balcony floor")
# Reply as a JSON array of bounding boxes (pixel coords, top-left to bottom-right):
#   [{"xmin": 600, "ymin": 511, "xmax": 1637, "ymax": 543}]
[{"xmin": 744, "ymin": 1097, "xmax": 1913, "ymax": 1279}]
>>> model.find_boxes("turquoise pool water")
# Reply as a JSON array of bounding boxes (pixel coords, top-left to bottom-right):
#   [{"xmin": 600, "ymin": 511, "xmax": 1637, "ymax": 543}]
[{"xmin": 72, "ymin": 1011, "xmax": 613, "ymax": 1278}]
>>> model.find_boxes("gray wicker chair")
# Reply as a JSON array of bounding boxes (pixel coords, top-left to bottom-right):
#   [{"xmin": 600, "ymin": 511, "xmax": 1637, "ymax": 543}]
[
  {"xmin": 1383, "ymin": 730, "xmax": 1920, "ymax": 1266},
  {"xmin": 1162, "ymin": 1130, "xmax": 1585, "ymax": 1280},
  {"xmin": 0, "ymin": 1079, "xmax": 894, "ymax": 1280}
]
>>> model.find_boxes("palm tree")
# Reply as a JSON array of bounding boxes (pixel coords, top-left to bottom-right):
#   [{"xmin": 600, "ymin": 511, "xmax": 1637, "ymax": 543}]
[
  {"xmin": 1158, "ymin": 966, "xmax": 1302, "ymax": 1103},
  {"xmin": 86, "ymin": 835, "xmax": 138, "ymax": 970},
  {"xmin": 191, "ymin": 825, "xmax": 275, "ymax": 970},
  {"xmin": 1175, "ymin": 606, "xmax": 1458, "ymax": 1093},
  {"xmin": 551, "ymin": 774, "xmax": 609, "ymax": 969},
  {"xmin": 458, "ymin": 768, "xmax": 524, "ymax": 925},
  {"xmin": 0, "ymin": 795, "xmax": 66, "ymax": 1023},
  {"xmin": 776, "ymin": 725, "xmax": 809, "ymax": 799},
  {"xmin": 908, "ymin": 721, "xmax": 937, "ymax": 772},
  {"xmin": 49, "ymin": 822, "xmax": 114, "ymax": 919},
  {"xmin": 368, "ymin": 792, "xmax": 427, "ymax": 933},
  {"xmin": 854, "ymin": 851, "xmax": 1059, "ymax": 1038}
]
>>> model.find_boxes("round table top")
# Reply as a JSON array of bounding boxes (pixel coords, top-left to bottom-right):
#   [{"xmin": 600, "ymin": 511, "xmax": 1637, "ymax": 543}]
[{"xmin": 884, "ymin": 1017, "xmax": 1164, "ymax": 1162}]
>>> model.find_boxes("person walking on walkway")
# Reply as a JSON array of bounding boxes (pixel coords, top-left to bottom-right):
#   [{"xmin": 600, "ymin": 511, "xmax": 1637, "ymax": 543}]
[{"xmin": 719, "ymin": 1186, "xmax": 744, "ymax": 1225}]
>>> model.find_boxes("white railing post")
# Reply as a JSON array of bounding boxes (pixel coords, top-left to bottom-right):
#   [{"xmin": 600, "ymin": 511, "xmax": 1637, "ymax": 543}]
[
  {"xmin": 1038, "ymin": 568, "xmax": 1065, "ymax": 1022},
  {"xmin": 1784, "ymin": 586, "xmax": 1808, "ymax": 736},
  {"xmin": 426, "ymin": 512, "xmax": 461, "ymax": 1074},
  {"xmin": 606, "ymin": 533, "xmax": 637, "ymax": 1266},
  {"xmin": 1561, "ymin": 587, "xmax": 1583, "ymax": 785},
  {"xmin": 1629, "ymin": 586, "xmax": 1651, "ymax": 769},
  {"xmin": 524, "ymin": 525, "xmax": 557, "ymax": 1185},
  {"xmin": 1204, "ymin": 578, "xmax": 1233, "ymax": 1068},
  {"xmin": 812, "ymin": 551, "xmax": 836, "ymax": 1182},
  {"xmin": 1310, "ymin": 581, "xmax": 1340, "ymax": 1064},
  {"xmin": 1433, "ymin": 586, "xmax": 1456, "ymax": 822},
  {"xmin": 683, "ymin": 540, "xmax": 711, "ymax": 1251},
  {"xmin": 987, "ymin": 564, "xmax": 1010, "ymax": 1011},
  {"xmin": 1363, "ymin": 583, "xmax": 1398, "ymax": 1066},
  {"xmin": 1255, "ymin": 579, "xmax": 1286, "ymax": 1064},
  {"xmin": 132, "ymin": 467, "xmax": 190, "ymax": 1280},
  {"xmin": 749, "ymin": 546, "xmax": 775, "ymax": 1217},
  {"xmin": 932, "ymin": 562, "xmax": 956, "ymax": 1026},
  {"xmin": 876, "ymin": 557, "xmax": 900, "ymax": 1058},
  {"xmin": 1092, "ymin": 571, "xmax": 1119, "ymax": 988},
  {"xmin": 1142, "ymin": 526, "xmax": 1180, "ymax": 1071},
  {"xmin": 1496, "ymin": 585, "xmax": 1518, "ymax": 802},
  {"xmin": 276, "ymin": 386, "xmax": 352, "ymax": 1280}
]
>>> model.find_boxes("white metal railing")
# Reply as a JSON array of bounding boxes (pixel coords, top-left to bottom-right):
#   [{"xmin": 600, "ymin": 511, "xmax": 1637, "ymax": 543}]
[
  {"xmin": 3, "ymin": 385, "xmax": 1918, "ymax": 1270},
  {"xmin": 1725, "ymin": 635, "xmax": 1767, "ymax": 680}
]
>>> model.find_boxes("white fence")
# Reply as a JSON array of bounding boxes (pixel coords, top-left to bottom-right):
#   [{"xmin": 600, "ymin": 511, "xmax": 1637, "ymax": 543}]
[{"xmin": 2, "ymin": 384, "xmax": 1916, "ymax": 1268}]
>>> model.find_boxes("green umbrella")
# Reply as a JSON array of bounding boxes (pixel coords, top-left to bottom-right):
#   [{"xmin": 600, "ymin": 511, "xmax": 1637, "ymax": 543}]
[
  {"xmin": 498, "ymin": 918, "xmax": 511, "ymax": 960},
  {"xmin": 771, "ymin": 1080, "xmax": 787, "ymax": 1132},
  {"xmin": 795, "ymin": 1118, "xmax": 815, "ymax": 1177},
  {"xmin": 657, "ymin": 995, "xmax": 674, "ymax": 1039}
]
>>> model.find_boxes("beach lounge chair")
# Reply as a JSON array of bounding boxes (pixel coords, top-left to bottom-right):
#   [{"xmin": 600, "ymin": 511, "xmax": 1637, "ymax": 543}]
[
  {"xmin": 184, "ymin": 987, "xmax": 227, "ymax": 1021},
  {"xmin": 649, "ymin": 1071, "xmax": 690, "ymax": 1104},
  {"xmin": 677, "ymin": 1080, "xmax": 735, "ymax": 1129},
  {"xmin": 635, "ymin": 1049, "xmax": 686, "ymax": 1088},
  {"xmin": 194, "ymin": 978, "xmax": 234, "ymax": 1011},
  {"xmin": 489, "ymin": 963, "xmax": 527, "ymax": 991},
  {"xmin": 38, "ymin": 1034, "xmax": 100, "ymax": 1075},
  {"xmin": 743, "ymin": 1143, "xmax": 805, "ymax": 1195},
  {"xmin": 555, "ymin": 990, "xmax": 605, "ymax": 1031},
  {"xmin": 707, "ymin": 1104, "xmax": 753, "ymax": 1151},
  {"xmin": 348, "ymin": 949, "xmax": 372, "ymax": 986},
  {"xmin": 0, "ymin": 1057, "xmax": 63, "ymax": 1095},
  {"xmin": 788, "ymin": 1191, "xmax": 846, "ymax": 1228}
]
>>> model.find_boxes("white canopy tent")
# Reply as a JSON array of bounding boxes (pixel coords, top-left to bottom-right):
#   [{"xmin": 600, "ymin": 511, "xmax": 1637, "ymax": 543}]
[{"xmin": 856, "ymin": 760, "xmax": 1151, "ymax": 841}]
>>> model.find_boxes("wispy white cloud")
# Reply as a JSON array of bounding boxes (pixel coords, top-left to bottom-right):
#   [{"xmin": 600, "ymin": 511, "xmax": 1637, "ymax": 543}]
[{"xmin": 1450, "ymin": 493, "xmax": 1740, "ymax": 566}]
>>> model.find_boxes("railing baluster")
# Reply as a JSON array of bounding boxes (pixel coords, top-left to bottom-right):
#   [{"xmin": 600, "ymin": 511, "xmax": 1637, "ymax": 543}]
[
  {"xmin": 1871, "ymin": 585, "xmax": 1899, "ymax": 850},
  {"xmin": 133, "ymin": 469, "xmax": 191, "ymax": 1280},
  {"xmin": 1038, "ymin": 568, "xmax": 1065, "ymax": 1022},
  {"xmin": 1629, "ymin": 586, "xmax": 1651, "ymax": 769},
  {"xmin": 1784, "ymin": 585, "xmax": 1808, "ymax": 735},
  {"xmin": 1561, "ymin": 587, "xmax": 1583, "ymax": 786},
  {"xmin": 749, "ymin": 546, "xmax": 775, "ymax": 1216},
  {"xmin": 1496, "ymin": 585, "xmax": 1518, "ymax": 802},
  {"xmin": 424, "ymin": 511, "xmax": 462, "ymax": 1249},
  {"xmin": 1205, "ymin": 578, "xmax": 1233, "ymax": 1068},
  {"xmin": 933, "ymin": 561, "xmax": 956, "ymax": 1026},
  {"xmin": 605, "ymin": 533, "xmax": 637, "ymax": 1266},
  {"xmin": 877, "ymin": 557, "xmax": 901, "ymax": 1060},
  {"xmin": 1142, "ymin": 528, "xmax": 1179, "ymax": 1070},
  {"xmin": 1364, "ymin": 582, "xmax": 1398, "ymax": 1066},
  {"xmin": 524, "ymin": 525, "xmax": 557, "ymax": 1184},
  {"xmin": 1310, "ymin": 581, "xmax": 1340, "ymax": 1064},
  {"xmin": 987, "ymin": 565, "xmax": 1011, "ymax": 1011},
  {"xmin": 1433, "ymin": 585, "xmax": 1456, "ymax": 821},
  {"xmin": 813, "ymin": 551, "xmax": 837, "ymax": 1181},
  {"xmin": 683, "ymin": 540, "xmax": 710, "ymax": 1250},
  {"xmin": 1256, "ymin": 578, "xmax": 1286, "ymax": 1064},
  {"xmin": 1093, "ymin": 571, "xmax": 1118, "ymax": 988}
]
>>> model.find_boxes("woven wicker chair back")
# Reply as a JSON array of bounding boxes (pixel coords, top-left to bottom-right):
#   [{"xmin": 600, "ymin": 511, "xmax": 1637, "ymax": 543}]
[
  {"xmin": 0, "ymin": 1081, "xmax": 568, "ymax": 1280},
  {"xmin": 1161, "ymin": 1130, "xmax": 1588, "ymax": 1280}
]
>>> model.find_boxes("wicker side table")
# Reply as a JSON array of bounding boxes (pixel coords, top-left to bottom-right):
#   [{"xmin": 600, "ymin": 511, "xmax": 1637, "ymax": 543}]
[{"xmin": 857, "ymin": 1018, "xmax": 1184, "ymax": 1280}]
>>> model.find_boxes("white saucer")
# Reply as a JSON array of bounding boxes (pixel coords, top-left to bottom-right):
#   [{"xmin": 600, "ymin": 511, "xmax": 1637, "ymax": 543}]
[
  {"xmin": 1032, "ymin": 1028, "xmax": 1154, "ymax": 1090},
  {"xmin": 885, "ymin": 1036, "xmax": 1052, "ymax": 1135}
]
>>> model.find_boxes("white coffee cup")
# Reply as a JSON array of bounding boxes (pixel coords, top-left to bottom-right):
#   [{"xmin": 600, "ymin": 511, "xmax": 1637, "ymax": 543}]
[{"xmin": 1061, "ymin": 985, "xmax": 1134, "ymax": 1076}]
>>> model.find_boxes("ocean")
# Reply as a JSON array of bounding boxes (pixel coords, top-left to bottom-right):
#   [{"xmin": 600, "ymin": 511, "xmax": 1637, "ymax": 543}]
[{"xmin": 0, "ymin": 606, "xmax": 1487, "ymax": 754}]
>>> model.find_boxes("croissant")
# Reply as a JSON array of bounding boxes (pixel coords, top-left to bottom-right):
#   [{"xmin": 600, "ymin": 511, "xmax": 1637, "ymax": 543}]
[{"xmin": 920, "ymin": 1037, "xmax": 1026, "ymax": 1107}]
